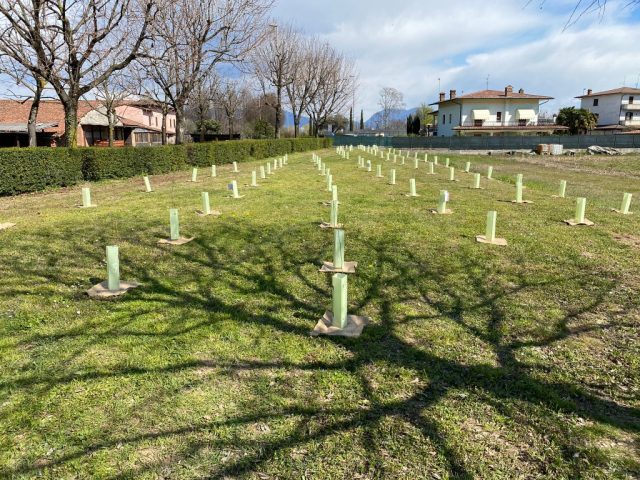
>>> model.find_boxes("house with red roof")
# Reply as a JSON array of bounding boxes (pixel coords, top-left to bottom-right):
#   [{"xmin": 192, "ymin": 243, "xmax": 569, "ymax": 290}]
[
  {"xmin": 431, "ymin": 85, "xmax": 567, "ymax": 136},
  {"xmin": 577, "ymin": 87, "xmax": 640, "ymax": 133},
  {"xmin": 0, "ymin": 98, "xmax": 176, "ymax": 147}
]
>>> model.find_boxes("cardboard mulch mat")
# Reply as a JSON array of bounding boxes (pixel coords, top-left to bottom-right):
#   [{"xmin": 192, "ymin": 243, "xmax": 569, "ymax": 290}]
[
  {"xmin": 0, "ymin": 223, "xmax": 16, "ymax": 231},
  {"xmin": 475, "ymin": 235, "xmax": 508, "ymax": 246},
  {"xmin": 158, "ymin": 237, "xmax": 195, "ymax": 245},
  {"xmin": 319, "ymin": 261, "xmax": 358, "ymax": 274},
  {"xmin": 310, "ymin": 311, "xmax": 370, "ymax": 338},
  {"xmin": 430, "ymin": 209, "xmax": 453, "ymax": 215},
  {"xmin": 196, "ymin": 210, "xmax": 222, "ymax": 217},
  {"xmin": 563, "ymin": 218, "xmax": 594, "ymax": 226},
  {"xmin": 319, "ymin": 222, "xmax": 343, "ymax": 229},
  {"xmin": 87, "ymin": 280, "xmax": 140, "ymax": 298}
]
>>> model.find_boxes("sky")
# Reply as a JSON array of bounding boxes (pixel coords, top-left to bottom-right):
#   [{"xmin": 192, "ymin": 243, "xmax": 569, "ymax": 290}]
[{"xmin": 272, "ymin": 0, "xmax": 640, "ymax": 118}]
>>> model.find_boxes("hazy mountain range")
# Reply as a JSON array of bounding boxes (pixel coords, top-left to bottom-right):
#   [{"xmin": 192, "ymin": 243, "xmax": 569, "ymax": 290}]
[{"xmin": 282, "ymin": 107, "xmax": 420, "ymax": 129}]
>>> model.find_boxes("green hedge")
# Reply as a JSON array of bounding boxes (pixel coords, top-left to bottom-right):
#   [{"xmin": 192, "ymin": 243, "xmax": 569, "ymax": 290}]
[
  {"xmin": 0, "ymin": 148, "xmax": 82, "ymax": 195},
  {"xmin": 80, "ymin": 145, "xmax": 187, "ymax": 181},
  {"xmin": 0, "ymin": 137, "xmax": 332, "ymax": 196}
]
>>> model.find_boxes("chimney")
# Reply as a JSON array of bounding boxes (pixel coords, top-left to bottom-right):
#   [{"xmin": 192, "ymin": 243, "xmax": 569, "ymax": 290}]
[
  {"xmin": 439, "ymin": 92, "xmax": 445, "ymax": 102},
  {"xmin": 505, "ymin": 85, "xmax": 513, "ymax": 96},
  {"xmin": 518, "ymin": 88, "xmax": 524, "ymax": 94},
  {"xmin": 587, "ymin": 89, "xmax": 593, "ymax": 95},
  {"xmin": 449, "ymin": 89, "xmax": 456, "ymax": 100}
]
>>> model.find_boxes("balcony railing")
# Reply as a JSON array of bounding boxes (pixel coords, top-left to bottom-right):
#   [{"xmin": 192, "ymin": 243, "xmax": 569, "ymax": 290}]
[
  {"xmin": 458, "ymin": 119, "xmax": 557, "ymax": 128},
  {"xmin": 623, "ymin": 119, "xmax": 640, "ymax": 127},
  {"xmin": 622, "ymin": 103, "xmax": 640, "ymax": 111}
]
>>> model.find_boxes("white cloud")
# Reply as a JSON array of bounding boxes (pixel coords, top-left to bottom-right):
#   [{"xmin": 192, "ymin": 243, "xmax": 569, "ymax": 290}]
[{"xmin": 273, "ymin": 0, "xmax": 640, "ymax": 118}]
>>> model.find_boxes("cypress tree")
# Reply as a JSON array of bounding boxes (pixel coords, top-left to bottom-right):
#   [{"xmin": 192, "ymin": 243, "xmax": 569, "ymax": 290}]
[
  {"xmin": 360, "ymin": 109, "xmax": 364, "ymax": 130},
  {"xmin": 412, "ymin": 115, "xmax": 421, "ymax": 135},
  {"xmin": 406, "ymin": 114, "xmax": 413, "ymax": 135},
  {"xmin": 349, "ymin": 107, "xmax": 354, "ymax": 132}
]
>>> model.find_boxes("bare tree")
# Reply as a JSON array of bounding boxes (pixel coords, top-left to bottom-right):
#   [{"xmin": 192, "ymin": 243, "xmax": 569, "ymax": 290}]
[
  {"xmin": 216, "ymin": 78, "xmax": 246, "ymax": 137},
  {"xmin": 141, "ymin": 0, "xmax": 272, "ymax": 144},
  {"xmin": 305, "ymin": 47, "xmax": 356, "ymax": 137},
  {"xmin": 89, "ymin": 72, "xmax": 130, "ymax": 146},
  {"xmin": 0, "ymin": 56, "xmax": 50, "ymax": 146},
  {"xmin": 285, "ymin": 36, "xmax": 322, "ymax": 138},
  {"xmin": 251, "ymin": 22, "xmax": 299, "ymax": 138},
  {"xmin": 0, "ymin": 0, "xmax": 156, "ymax": 147},
  {"xmin": 528, "ymin": 1, "xmax": 640, "ymax": 28},
  {"xmin": 189, "ymin": 72, "xmax": 218, "ymax": 142},
  {"xmin": 378, "ymin": 87, "xmax": 405, "ymax": 131}
]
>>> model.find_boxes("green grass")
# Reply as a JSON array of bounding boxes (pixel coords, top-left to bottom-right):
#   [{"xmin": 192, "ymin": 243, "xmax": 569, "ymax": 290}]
[{"xmin": 1, "ymin": 149, "xmax": 639, "ymax": 479}]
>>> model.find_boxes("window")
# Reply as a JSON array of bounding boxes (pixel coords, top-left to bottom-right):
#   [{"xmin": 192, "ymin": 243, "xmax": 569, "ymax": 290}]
[
  {"xmin": 449, "ymin": 113, "xmax": 452, "ymax": 124},
  {"xmin": 442, "ymin": 114, "xmax": 446, "ymax": 125},
  {"xmin": 626, "ymin": 112, "xmax": 633, "ymax": 121},
  {"xmin": 593, "ymin": 99, "xmax": 599, "ymax": 107},
  {"xmin": 496, "ymin": 112, "xmax": 502, "ymax": 121},
  {"xmin": 518, "ymin": 119, "xmax": 527, "ymax": 127},
  {"xmin": 474, "ymin": 120, "xmax": 483, "ymax": 127},
  {"xmin": 630, "ymin": 96, "xmax": 635, "ymax": 104},
  {"xmin": 155, "ymin": 117, "xmax": 158, "ymax": 127}
]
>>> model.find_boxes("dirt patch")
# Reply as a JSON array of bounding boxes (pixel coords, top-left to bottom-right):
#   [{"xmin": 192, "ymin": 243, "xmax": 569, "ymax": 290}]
[{"xmin": 613, "ymin": 234, "xmax": 640, "ymax": 248}]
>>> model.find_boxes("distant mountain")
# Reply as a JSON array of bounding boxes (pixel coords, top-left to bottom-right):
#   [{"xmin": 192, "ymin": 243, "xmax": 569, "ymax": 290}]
[
  {"xmin": 365, "ymin": 107, "xmax": 419, "ymax": 129},
  {"xmin": 284, "ymin": 111, "xmax": 309, "ymax": 128}
]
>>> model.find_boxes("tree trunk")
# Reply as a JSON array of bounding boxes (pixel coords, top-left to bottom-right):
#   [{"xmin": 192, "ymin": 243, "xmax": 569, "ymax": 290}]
[
  {"xmin": 108, "ymin": 109, "xmax": 115, "ymax": 147},
  {"xmin": 27, "ymin": 78, "xmax": 45, "ymax": 147},
  {"xmin": 294, "ymin": 121, "xmax": 299, "ymax": 138},
  {"xmin": 175, "ymin": 106, "xmax": 184, "ymax": 145},
  {"xmin": 63, "ymin": 98, "xmax": 79, "ymax": 148},
  {"xmin": 161, "ymin": 108, "xmax": 167, "ymax": 145},
  {"xmin": 274, "ymin": 85, "xmax": 282, "ymax": 139}
]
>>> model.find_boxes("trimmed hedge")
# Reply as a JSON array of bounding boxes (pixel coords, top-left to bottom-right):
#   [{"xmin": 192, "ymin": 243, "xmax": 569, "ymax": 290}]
[
  {"xmin": 80, "ymin": 145, "xmax": 187, "ymax": 181},
  {"xmin": 0, "ymin": 137, "xmax": 332, "ymax": 196},
  {"xmin": 0, "ymin": 148, "xmax": 82, "ymax": 195}
]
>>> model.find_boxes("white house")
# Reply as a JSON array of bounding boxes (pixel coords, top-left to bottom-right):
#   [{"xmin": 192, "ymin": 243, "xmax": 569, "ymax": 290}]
[
  {"xmin": 432, "ymin": 86, "xmax": 566, "ymax": 136},
  {"xmin": 576, "ymin": 87, "xmax": 640, "ymax": 132}
]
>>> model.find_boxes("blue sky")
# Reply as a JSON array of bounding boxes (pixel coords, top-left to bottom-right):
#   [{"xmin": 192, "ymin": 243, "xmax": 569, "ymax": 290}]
[{"xmin": 272, "ymin": 0, "xmax": 640, "ymax": 118}]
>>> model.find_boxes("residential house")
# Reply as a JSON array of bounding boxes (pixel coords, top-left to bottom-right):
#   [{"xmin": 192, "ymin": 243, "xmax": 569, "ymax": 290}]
[
  {"xmin": 576, "ymin": 87, "xmax": 640, "ymax": 133},
  {"xmin": 432, "ymin": 86, "xmax": 566, "ymax": 136},
  {"xmin": 0, "ymin": 98, "xmax": 176, "ymax": 147}
]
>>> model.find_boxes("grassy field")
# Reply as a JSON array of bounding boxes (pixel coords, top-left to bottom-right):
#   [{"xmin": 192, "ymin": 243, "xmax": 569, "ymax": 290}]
[{"xmin": 1, "ymin": 148, "xmax": 639, "ymax": 479}]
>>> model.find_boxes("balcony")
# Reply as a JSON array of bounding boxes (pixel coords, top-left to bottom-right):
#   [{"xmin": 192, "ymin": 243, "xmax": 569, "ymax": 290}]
[
  {"xmin": 623, "ymin": 119, "xmax": 640, "ymax": 127},
  {"xmin": 458, "ymin": 119, "xmax": 557, "ymax": 128},
  {"xmin": 622, "ymin": 103, "xmax": 640, "ymax": 111}
]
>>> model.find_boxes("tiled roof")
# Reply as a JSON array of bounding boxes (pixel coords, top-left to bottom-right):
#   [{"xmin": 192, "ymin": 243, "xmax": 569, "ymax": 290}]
[
  {"xmin": 576, "ymin": 87, "xmax": 640, "ymax": 98},
  {"xmin": 435, "ymin": 89, "xmax": 553, "ymax": 105},
  {"xmin": 0, "ymin": 99, "xmax": 99, "ymax": 136}
]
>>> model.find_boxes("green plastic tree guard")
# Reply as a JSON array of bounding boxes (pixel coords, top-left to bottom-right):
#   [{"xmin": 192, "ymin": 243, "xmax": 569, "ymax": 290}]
[
  {"xmin": 558, "ymin": 180, "xmax": 567, "ymax": 198},
  {"xmin": 486, "ymin": 211, "xmax": 497, "ymax": 243},
  {"xmin": 487, "ymin": 166, "xmax": 493, "ymax": 179},
  {"xmin": 192, "ymin": 167, "xmax": 198, "ymax": 182},
  {"xmin": 409, "ymin": 178, "xmax": 417, "ymax": 197},
  {"xmin": 515, "ymin": 181, "xmax": 523, "ymax": 203},
  {"xmin": 465, "ymin": 161, "xmax": 471, "ymax": 173},
  {"xmin": 267, "ymin": 163, "xmax": 272, "ymax": 175},
  {"xmin": 576, "ymin": 197, "xmax": 586, "ymax": 223},
  {"xmin": 273, "ymin": 159, "xmax": 278, "ymax": 171},
  {"xmin": 377, "ymin": 164, "xmax": 383, "ymax": 177},
  {"xmin": 279, "ymin": 157, "xmax": 283, "ymax": 168},
  {"xmin": 211, "ymin": 165, "xmax": 217, "ymax": 177},
  {"xmin": 81, "ymin": 187, "xmax": 92, "ymax": 207},
  {"xmin": 330, "ymin": 200, "xmax": 339, "ymax": 227},
  {"xmin": 332, "ymin": 273, "xmax": 348, "ymax": 329},
  {"xmin": 389, "ymin": 169, "xmax": 396, "ymax": 185},
  {"xmin": 251, "ymin": 171, "xmax": 258, "ymax": 187},
  {"xmin": 106, "ymin": 245, "xmax": 120, "ymax": 291},
  {"xmin": 516, "ymin": 173, "xmax": 523, "ymax": 184},
  {"xmin": 427, "ymin": 162, "xmax": 435, "ymax": 175},
  {"xmin": 170, "ymin": 209, "xmax": 180, "ymax": 241},
  {"xmin": 424, "ymin": 153, "xmax": 428, "ymax": 163},
  {"xmin": 437, "ymin": 190, "xmax": 448, "ymax": 214},
  {"xmin": 201, "ymin": 192, "xmax": 211, "ymax": 215},
  {"xmin": 620, "ymin": 193, "xmax": 633, "ymax": 214},
  {"xmin": 367, "ymin": 160, "xmax": 372, "ymax": 172},
  {"xmin": 233, "ymin": 161, "xmax": 239, "ymax": 173},
  {"xmin": 474, "ymin": 173, "xmax": 481, "ymax": 189},
  {"xmin": 334, "ymin": 228, "xmax": 345, "ymax": 269},
  {"xmin": 327, "ymin": 174, "xmax": 333, "ymax": 192},
  {"xmin": 445, "ymin": 158, "xmax": 450, "ymax": 167},
  {"xmin": 232, "ymin": 180, "xmax": 240, "ymax": 199},
  {"xmin": 449, "ymin": 167, "xmax": 455, "ymax": 181},
  {"xmin": 434, "ymin": 156, "xmax": 438, "ymax": 165},
  {"xmin": 143, "ymin": 176, "xmax": 152, "ymax": 193},
  {"xmin": 321, "ymin": 164, "xmax": 326, "ymax": 176},
  {"xmin": 414, "ymin": 158, "xmax": 419, "ymax": 169},
  {"xmin": 332, "ymin": 185, "xmax": 338, "ymax": 203},
  {"xmin": 260, "ymin": 166, "xmax": 266, "ymax": 179}
]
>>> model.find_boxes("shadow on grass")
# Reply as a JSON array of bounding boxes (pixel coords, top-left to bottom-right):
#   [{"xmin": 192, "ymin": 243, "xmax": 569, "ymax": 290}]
[{"xmin": 1, "ymin": 214, "xmax": 639, "ymax": 478}]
